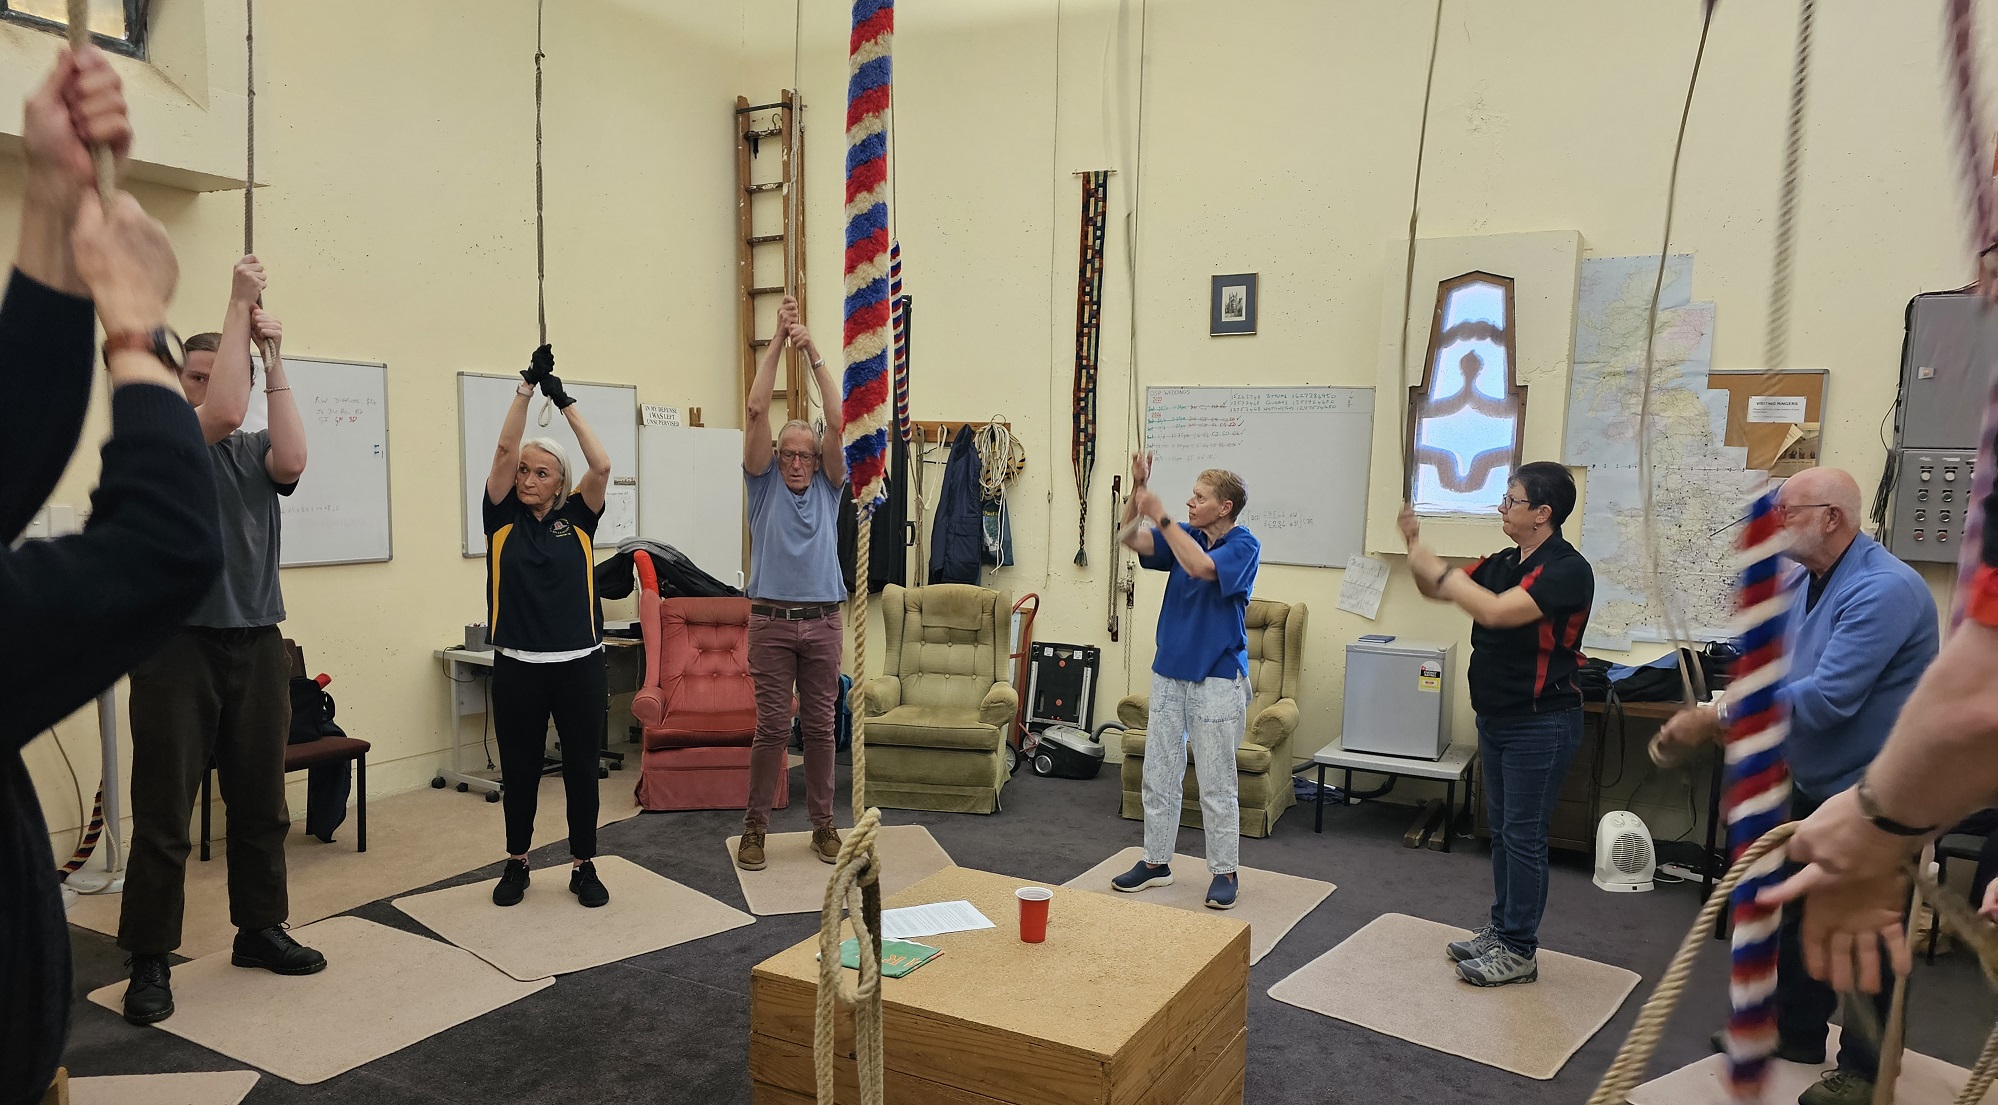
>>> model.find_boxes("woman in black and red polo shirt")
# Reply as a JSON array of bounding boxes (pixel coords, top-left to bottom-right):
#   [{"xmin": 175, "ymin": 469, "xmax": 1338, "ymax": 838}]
[{"xmin": 1399, "ymin": 461, "xmax": 1593, "ymax": 988}]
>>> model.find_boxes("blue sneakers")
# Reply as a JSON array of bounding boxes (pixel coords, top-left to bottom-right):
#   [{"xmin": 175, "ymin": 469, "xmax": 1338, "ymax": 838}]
[
  {"xmin": 1205, "ymin": 872, "xmax": 1239, "ymax": 910},
  {"xmin": 1110, "ymin": 859, "xmax": 1173, "ymax": 892}
]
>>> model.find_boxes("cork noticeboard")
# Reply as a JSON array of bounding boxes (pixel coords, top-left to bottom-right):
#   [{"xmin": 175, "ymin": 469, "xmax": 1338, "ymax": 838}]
[{"xmin": 1706, "ymin": 369, "xmax": 1828, "ymax": 477}]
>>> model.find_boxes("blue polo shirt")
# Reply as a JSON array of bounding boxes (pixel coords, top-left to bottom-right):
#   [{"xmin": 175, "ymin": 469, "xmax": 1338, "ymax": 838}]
[{"xmin": 1140, "ymin": 522, "xmax": 1261, "ymax": 681}]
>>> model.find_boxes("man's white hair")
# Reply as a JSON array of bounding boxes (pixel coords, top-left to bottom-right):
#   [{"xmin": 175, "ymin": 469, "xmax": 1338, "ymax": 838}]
[
  {"xmin": 777, "ymin": 419, "xmax": 821, "ymax": 452},
  {"xmin": 520, "ymin": 436, "xmax": 572, "ymax": 510}
]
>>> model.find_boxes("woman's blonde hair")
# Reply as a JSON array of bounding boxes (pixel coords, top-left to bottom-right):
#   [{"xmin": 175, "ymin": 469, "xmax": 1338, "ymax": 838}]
[
  {"xmin": 520, "ymin": 437, "xmax": 572, "ymax": 511},
  {"xmin": 1197, "ymin": 468, "xmax": 1247, "ymax": 520}
]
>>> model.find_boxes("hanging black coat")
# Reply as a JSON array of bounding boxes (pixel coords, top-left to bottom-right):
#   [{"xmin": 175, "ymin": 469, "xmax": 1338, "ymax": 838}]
[
  {"xmin": 928, "ymin": 425, "xmax": 984, "ymax": 585},
  {"xmin": 869, "ymin": 430, "xmax": 910, "ymax": 592}
]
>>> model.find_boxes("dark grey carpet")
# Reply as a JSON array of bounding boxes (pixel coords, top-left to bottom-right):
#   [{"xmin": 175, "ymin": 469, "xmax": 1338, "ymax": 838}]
[{"xmin": 62, "ymin": 765, "xmax": 1996, "ymax": 1104}]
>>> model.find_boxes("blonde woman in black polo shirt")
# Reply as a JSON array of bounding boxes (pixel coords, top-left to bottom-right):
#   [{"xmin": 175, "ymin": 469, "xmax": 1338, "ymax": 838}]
[
  {"xmin": 483, "ymin": 348, "xmax": 615, "ymax": 909},
  {"xmin": 1399, "ymin": 461, "xmax": 1593, "ymax": 987}
]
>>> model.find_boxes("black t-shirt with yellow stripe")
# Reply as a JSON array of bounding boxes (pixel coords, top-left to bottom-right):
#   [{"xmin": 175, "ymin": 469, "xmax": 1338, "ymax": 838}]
[{"xmin": 484, "ymin": 488, "xmax": 603, "ymax": 652}]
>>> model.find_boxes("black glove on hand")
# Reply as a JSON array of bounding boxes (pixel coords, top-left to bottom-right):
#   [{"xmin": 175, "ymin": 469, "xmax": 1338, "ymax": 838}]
[
  {"xmin": 540, "ymin": 373, "xmax": 577, "ymax": 410},
  {"xmin": 522, "ymin": 343, "xmax": 554, "ymax": 386}
]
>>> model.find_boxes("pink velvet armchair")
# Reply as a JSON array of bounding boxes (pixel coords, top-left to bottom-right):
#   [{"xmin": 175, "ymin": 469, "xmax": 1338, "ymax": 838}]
[{"xmin": 630, "ymin": 552, "xmax": 786, "ymax": 812}]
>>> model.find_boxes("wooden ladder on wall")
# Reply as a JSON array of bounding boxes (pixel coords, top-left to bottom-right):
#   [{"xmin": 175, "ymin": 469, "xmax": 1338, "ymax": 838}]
[{"xmin": 735, "ymin": 91, "xmax": 809, "ymax": 426}]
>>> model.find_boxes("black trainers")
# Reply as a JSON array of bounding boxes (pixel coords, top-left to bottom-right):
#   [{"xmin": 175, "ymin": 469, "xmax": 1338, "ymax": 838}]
[
  {"xmin": 231, "ymin": 926, "xmax": 327, "ymax": 975},
  {"xmin": 493, "ymin": 858, "xmax": 530, "ymax": 907},
  {"xmin": 570, "ymin": 860, "xmax": 609, "ymax": 908},
  {"xmin": 122, "ymin": 954, "xmax": 174, "ymax": 1025}
]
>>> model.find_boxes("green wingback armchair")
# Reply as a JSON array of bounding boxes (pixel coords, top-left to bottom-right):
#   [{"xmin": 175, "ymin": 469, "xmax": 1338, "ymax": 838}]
[
  {"xmin": 1117, "ymin": 598, "xmax": 1306, "ymax": 838},
  {"xmin": 860, "ymin": 584, "xmax": 1017, "ymax": 814}
]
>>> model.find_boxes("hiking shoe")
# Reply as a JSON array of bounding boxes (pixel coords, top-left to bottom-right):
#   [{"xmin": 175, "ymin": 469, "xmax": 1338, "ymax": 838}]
[
  {"xmin": 1205, "ymin": 872, "xmax": 1239, "ymax": 910},
  {"xmin": 231, "ymin": 926, "xmax": 326, "ymax": 975},
  {"xmin": 570, "ymin": 860, "xmax": 609, "ymax": 907},
  {"xmin": 736, "ymin": 829, "xmax": 767, "ymax": 871},
  {"xmin": 122, "ymin": 954, "xmax": 173, "ymax": 1025},
  {"xmin": 1799, "ymin": 1070, "xmax": 1875, "ymax": 1105},
  {"xmin": 1447, "ymin": 925, "xmax": 1504, "ymax": 963},
  {"xmin": 1110, "ymin": 859, "xmax": 1173, "ymax": 892},
  {"xmin": 1708, "ymin": 1030, "xmax": 1825, "ymax": 1065},
  {"xmin": 492, "ymin": 858, "xmax": 531, "ymax": 906},
  {"xmin": 1456, "ymin": 943, "xmax": 1538, "ymax": 986},
  {"xmin": 813, "ymin": 827, "xmax": 842, "ymax": 864}
]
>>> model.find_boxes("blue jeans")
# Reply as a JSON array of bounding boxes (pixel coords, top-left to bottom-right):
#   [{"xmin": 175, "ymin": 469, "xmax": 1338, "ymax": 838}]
[{"xmin": 1478, "ymin": 708, "xmax": 1582, "ymax": 956}]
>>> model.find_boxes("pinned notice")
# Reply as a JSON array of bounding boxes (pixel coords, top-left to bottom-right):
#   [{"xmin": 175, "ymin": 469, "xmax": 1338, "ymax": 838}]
[
  {"xmin": 642, "ymin": 404, "xmax": 682, "ymax": 427},
  {"xmin": 1337, "ymin": 555, "xmax": 1390, "ymax": 620},
  {"xmin": 1746, "ymin": 395, "xmax": 1807, "ymax": 423}
]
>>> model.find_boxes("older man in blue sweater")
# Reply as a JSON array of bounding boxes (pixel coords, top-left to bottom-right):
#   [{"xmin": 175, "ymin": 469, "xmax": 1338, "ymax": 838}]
[{"xmin": 1658, "ymin": 467, "xmax": 1937, "ymax": 1105}]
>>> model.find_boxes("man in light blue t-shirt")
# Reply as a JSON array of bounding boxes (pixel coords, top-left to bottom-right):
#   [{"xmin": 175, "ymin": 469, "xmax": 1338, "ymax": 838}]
[
  {"xmin": 1108, "ymin": 455, "xmax": 1260, "ymax": 911},
  {"xmin": 735, "ymin": 297, "xmax": 848, "ymax": 873}
]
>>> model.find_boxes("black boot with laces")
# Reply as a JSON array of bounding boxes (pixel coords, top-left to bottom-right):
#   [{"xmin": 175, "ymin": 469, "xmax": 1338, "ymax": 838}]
[
  {"xmin": 122, "ymin": 954, "xmax": 173, "ymax": 1025},
  {"xmin": 231, "ymin": 926, "xmax": 327, "ymax": 975}
]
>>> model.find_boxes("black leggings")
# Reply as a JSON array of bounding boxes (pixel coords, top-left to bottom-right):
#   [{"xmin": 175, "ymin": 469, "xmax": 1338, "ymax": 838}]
[{"xmin": 492, "ymin": 651, "xmax": 605, "ymax": 859}]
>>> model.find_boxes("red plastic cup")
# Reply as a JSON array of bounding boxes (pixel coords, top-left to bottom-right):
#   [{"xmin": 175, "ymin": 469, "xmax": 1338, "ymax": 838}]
[{"xmin": 1016, "ymin": 886, "xmax": 1052, "ymax": 943}]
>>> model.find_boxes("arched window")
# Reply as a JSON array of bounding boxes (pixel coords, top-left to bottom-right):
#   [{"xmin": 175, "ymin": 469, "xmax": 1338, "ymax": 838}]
[{"xmin": 1407, "ymin": 271, "xmax": 1527, "ymax": 514}]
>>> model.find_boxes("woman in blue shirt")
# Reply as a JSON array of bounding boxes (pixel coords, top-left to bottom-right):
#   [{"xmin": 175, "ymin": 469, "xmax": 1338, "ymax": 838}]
[{"xmin": 1108, "ymin": 455, "xmax": 1261, "ymax": 910}]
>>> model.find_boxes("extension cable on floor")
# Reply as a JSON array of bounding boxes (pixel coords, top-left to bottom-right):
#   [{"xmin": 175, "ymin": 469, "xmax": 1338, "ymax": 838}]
[{"xmin": 1657, "ymin": 862, "xmax": 1706, "ymax": 882}]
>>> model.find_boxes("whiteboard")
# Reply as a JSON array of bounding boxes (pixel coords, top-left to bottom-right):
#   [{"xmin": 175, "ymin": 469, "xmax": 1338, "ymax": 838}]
[
  {"xmin": 458, "ymin": 372, "xmax": 639, "ymax": 556},
  {"xmin": 638, "ymin": 424, "xmax": 746, "ymax": 587},
  {"xmin": 1143, "ymin": 386, "xmax": 1374, "ymax": 568},
  {"xmin": 241, "ymin": 356, "xmax": 392, "ymax": 567}
]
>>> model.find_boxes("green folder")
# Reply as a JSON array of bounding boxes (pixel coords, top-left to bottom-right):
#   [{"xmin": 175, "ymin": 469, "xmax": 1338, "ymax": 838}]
[{"xmin": 837, "ymin": 938, "xmax": 942, "ymax": 978}]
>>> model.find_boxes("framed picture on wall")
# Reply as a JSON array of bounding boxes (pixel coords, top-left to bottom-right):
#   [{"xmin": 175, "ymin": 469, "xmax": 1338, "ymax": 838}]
[{"xmin": 1210, "ymin": 273, "xmax": 1257, "ymax": 336}]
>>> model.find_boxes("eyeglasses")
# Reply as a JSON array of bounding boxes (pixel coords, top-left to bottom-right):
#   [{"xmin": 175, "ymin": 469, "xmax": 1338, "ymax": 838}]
[
  {"xmin": 778, "ymin": 449, "xmax": 817, "ymax": 465},
  {"xmin": 1778, "ymin": 502, "xmax": 1834, "ymax": 518},
  {"xmin": 1497, "ymin": 494, "xmax": 1537, "ymax": 512}
]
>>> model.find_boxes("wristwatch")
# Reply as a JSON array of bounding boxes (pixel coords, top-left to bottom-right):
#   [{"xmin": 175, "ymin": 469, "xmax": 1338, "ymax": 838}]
[
  {"xmin": 102, "ymin": 326, "xmax": 186, "ymax": 372},
  {"xmin": 1854, "ymin": 777, "xmax": 1938, "ymax": 838}
]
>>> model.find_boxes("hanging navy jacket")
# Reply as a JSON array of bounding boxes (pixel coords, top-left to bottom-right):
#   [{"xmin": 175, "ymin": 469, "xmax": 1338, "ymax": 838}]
[{"xmin": 928, "ymin": 425, "xmax": 984, "ymax": 584}]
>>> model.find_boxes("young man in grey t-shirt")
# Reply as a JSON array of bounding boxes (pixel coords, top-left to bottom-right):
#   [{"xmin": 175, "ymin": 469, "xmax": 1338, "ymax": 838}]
[{"xmin": 117, "ymin": 257, "xmax": 321, "ymax": 1025}]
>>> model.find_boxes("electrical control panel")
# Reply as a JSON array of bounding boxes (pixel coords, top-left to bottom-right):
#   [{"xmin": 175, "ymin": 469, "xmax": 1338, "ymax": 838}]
[
  {"xmin": 1885, "ymin": 448, "xmax": 1977, "ymax": 563},
  {"xmin": 1898, "ymin": 292, "xmax": 1998, "ymax": 449}
]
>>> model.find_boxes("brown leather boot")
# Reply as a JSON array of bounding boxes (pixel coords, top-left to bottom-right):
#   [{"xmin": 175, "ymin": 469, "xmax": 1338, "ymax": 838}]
[
  {"xmin": 813, "ymin": 827, "xmax": 842, "ymax": 864},
  {"xmin": 736, "ymin": 829, "xmax": 767, "ymax": 871}
]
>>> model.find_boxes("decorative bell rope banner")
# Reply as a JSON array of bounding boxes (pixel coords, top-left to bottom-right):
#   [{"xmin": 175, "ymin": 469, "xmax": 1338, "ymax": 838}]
[
  {"xmin": 826, "ymin": 3, "xmax": 894, "ymax": 1103},
  {"xmin": 1072, "ymin": 170, "xmax": 1109, "ymax": 566},
  {"xmin": 892, "ymin": 240, "xmax": 912, "ymax": 444},
  {"xmin": 1718, "ymin": 488, "xmax": 1795, "ymax": 1097}
]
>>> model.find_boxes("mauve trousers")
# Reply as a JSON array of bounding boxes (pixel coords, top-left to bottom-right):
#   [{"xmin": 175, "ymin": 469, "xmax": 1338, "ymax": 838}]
[{"xmin": 744, "ymin": 609, "xmax": 842, "ymax": 832}]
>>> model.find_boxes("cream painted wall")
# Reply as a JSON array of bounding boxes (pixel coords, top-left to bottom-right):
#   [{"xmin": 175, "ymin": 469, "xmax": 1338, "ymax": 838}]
[
  {"xmin": 8, "ymin": 0, "xmax": 744, "ymax": 848},
  {"xmin": 741, "ymin": 0, "xmax": 1971, "ymax": 835},
  {"xmin": 11, "ymin": 0, "xmax": 1985, "ymax": 851}
]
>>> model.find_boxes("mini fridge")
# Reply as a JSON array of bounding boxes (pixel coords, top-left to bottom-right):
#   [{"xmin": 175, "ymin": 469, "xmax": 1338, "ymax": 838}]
[{"xmin": 1341, "ymin": 639, "xmax": 1454, "ymax": 760}]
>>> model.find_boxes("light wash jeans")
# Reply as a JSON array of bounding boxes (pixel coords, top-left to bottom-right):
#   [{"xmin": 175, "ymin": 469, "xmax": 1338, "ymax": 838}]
[{"xmin": 1142, "ymin": 672, "xmax": 1248, "ymax": 874}]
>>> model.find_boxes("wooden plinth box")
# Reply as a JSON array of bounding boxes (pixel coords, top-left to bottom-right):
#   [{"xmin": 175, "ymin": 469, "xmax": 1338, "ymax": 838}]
[{"xmin": 749, "ymin": 865, "xmax": 1248, "ymax": 1105}]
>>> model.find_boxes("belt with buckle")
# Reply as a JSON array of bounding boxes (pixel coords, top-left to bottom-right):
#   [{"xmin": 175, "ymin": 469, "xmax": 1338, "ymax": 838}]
[{"xmin": 751, "ymin": 603, "xmax": 838, "ymax": 621}]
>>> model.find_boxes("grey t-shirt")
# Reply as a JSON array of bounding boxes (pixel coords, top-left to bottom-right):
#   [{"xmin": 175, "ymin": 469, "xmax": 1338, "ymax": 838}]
[{"xmin": 187, "ymin": 429, "xmax": 293, "ymax": 628}]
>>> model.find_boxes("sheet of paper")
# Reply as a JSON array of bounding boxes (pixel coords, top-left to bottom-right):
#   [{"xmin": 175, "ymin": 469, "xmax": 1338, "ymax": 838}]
[
  {"xmin": 1746, "ymin": 395, "xmax": 1807, "ymax": 423},
  {"xmin": 599, "ymin": 487, "xmax": 638, "ymax": 545},
  {"xmin": 1336, "ymin": 554, "xmax": 1390, "ymax": 620},
  {"xmin": 642, "ymin": 404, "xmax": 682, "ymax": 427},
  {"xmin": 878, "ymin": 900, "xmax": 995, "ymax": 940}
]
